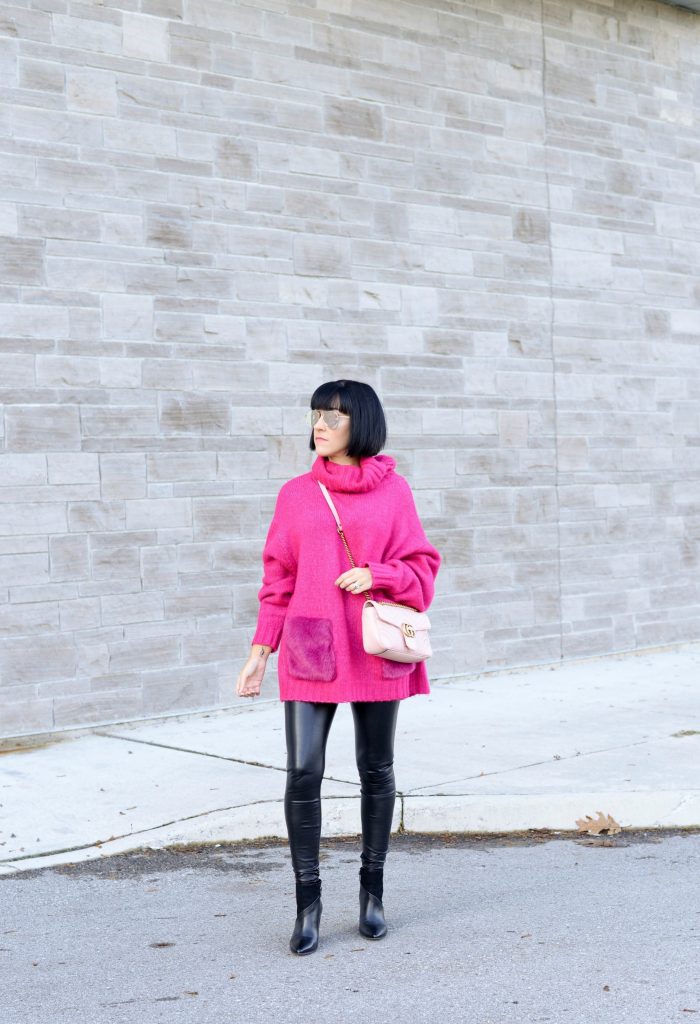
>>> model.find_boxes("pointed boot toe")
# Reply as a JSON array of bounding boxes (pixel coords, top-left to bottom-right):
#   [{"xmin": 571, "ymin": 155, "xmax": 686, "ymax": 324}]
[
  {"xmin": 289, "ymin": 896, "xmax": 322, "ymax": 955},
  {"xmin": 359, "ymin": 884, "xmax": 387, "ymax": 940}
]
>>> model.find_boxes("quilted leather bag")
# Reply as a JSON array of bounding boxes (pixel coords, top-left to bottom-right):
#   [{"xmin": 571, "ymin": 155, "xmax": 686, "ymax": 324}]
[{"xmin": 317, "ymin": 481, "xmax": 432, "ymax": 664}]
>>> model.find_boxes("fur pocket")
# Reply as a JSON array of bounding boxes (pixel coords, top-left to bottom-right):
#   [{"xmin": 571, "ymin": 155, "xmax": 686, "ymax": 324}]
[
  {"xmin": 381, "ymin": 657, "xmax": 417, "ymax": 679},
  {"xmin": 285, "ymin": 616, "xmax": 337, "ymax": 682}
]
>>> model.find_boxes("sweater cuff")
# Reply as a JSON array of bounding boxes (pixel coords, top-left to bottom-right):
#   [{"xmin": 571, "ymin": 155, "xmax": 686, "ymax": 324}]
[
  {"xmin": 251, "ymin": 608, "xmax": 286, "ymax": 653},
  {"xmin": 364, "ymin": 560, "xmax": 399, "ymax": 592}
]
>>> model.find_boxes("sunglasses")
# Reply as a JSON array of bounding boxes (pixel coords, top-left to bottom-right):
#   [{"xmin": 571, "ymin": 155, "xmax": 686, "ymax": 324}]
[{"xmin": 305, "ymin": 409, "xmax": 351, "ymax": 431}]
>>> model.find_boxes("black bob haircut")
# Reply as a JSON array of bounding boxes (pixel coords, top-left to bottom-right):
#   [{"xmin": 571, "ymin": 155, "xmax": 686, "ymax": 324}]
[{"xmin": 308, "ymin": 379, "xmax": 387, "ymax": 459}]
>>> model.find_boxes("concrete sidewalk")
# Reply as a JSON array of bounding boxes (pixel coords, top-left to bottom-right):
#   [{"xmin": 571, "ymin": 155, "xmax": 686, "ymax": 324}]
[{"xmin": 1, "ymin": 643, "xmax": 698, "ymax": 876}]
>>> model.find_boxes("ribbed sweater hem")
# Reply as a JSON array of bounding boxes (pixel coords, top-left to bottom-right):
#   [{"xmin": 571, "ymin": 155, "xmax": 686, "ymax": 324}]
[{"xmin": 279, "ymin": 673, "xmax": 430, "ymax": 702}]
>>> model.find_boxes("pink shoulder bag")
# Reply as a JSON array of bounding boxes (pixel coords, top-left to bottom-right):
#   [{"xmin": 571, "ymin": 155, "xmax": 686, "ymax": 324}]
[{"xmin": 317, "ymin": 481, "xmax": 432, "ymax": 664}]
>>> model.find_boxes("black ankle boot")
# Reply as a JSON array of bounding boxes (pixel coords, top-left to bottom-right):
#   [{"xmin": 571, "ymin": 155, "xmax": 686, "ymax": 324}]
[
  {"xmin": 359, "ymin": 867, "xmax": 387, "ymax": 940},
  {"xmin": 290, "ymin": 879, "xmax": 322, "ymax": 955}
]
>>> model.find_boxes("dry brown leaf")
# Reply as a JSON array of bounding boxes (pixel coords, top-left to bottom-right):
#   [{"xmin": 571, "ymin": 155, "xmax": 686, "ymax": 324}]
[{"xmin": 575, "ymin": 810, "xmax": 622, "ymax": 835}]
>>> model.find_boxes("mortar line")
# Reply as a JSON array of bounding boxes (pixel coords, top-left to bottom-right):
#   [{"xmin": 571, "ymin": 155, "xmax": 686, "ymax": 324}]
[{"xmin": 540, "ymin": 0, "xmax": 564, "ymax": 664}]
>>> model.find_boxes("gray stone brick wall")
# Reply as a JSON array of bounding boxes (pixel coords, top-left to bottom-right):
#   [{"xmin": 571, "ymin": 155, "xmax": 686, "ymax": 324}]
[{"xmin": 1, "ymin": 0, "xmax": 699, "ymax": 738}]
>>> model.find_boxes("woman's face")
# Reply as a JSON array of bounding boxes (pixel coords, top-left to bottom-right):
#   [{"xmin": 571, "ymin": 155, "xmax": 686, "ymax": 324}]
[{"xmin": 312, "ymin": 408, "xmax": 352, "ymax": 461}]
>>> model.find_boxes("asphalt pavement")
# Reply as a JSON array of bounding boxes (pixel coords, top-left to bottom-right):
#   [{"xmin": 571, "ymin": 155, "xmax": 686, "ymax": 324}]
[{"xmin": 1, "ymin": 832, "xmax": 698, "ymax": 1023}]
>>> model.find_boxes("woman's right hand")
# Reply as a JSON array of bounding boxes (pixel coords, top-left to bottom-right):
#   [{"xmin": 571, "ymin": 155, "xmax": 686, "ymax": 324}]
[{"xmin": 236, "ymin": 646, "xmax": 270, "ymax": 698}]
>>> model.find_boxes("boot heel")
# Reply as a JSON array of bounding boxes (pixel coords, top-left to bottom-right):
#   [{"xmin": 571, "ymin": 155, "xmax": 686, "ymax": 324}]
[
  {"xmin": 290, "ymin": 896, "xmax": 322, "ymax": 955},
  {"xmin": 359, "ymin": 884, "xmax": 387, "ymax": 939}
]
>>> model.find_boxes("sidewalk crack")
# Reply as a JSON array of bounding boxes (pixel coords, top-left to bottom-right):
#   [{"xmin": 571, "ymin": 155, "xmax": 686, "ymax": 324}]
[
  {"xmin": 94, "ymin": 733, "xmax": 360, "ymax": 786},
  {"xmin": 404, "ymin": 736, "xmax": 662, "ymax": 794},
  {"xmin": 96, "ymin": 730, "xmax": 290, "ymax": 775}
]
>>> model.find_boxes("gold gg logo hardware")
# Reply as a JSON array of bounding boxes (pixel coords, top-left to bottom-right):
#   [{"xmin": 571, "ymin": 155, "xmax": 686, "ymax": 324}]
[{"xmin": 401, "ymin": 622, "xmax": 415, "ymax": 638}]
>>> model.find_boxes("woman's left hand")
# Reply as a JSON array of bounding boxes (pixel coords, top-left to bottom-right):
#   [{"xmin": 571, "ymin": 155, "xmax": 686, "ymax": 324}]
[{"xmin": 335, "ymin": 567, "xmax": 373, "ymax": 595}]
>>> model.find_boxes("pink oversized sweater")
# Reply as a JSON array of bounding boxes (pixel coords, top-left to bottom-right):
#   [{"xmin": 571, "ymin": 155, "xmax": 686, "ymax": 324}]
[{"xmin": 250, "ymin": 453, "xmax": 442, "ymax": 702}]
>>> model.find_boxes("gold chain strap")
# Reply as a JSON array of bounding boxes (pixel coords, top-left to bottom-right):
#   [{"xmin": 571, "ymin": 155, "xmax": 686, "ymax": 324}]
[{"xmin": 335, "ymin": 524, "xmax": 418, "ymax": 612}]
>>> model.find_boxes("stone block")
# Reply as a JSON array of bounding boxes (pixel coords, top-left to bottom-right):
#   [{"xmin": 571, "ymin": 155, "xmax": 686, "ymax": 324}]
[
  {"xmin": 215, "ymin": 136, "xmax": 258, "ymax": 180},
  {"xmin": 181, "ymin": 630, "xmax": 234, "ymax": 664},
  {"xmin": 499, "ymin": 411, "xmax": 530, "ymax": 447},
  {"xmin": 413, "ymin": 449, "xmax": 455, "ymax": 486},
  {"xmin": 382, "ymin": 366, "xmax": 464, "ymax": 395},
  {"xmin": 142, "ymin": 359, "xmax": 193, "ymax": 390},
  {"xmin": 293, "ymin": 235, "xmax": 351, "ymax": 277},
  {"xmin": 216, "ymin": 452, "xmax": 265, "ymax": 480},
  {"xmin": 1, "ymin": 454, "xmax": 46, "ymax": 485},
  {"xmin": 324, "ymin": 97, "xmax": 383, "ymax": 139},
  {"xmin": 1, "ymin": 502, "xmax": 67, "ymax": 536},
  {"xmin": 671, "ymin": 309, "xmax": 700, "ymax": 335},
  {"xmin": 177, "ymin": 543, "xmax": 212, "ymax": 573},
  {"xmin": 146, "ymin": 208, "xmax": 192, "ymax": 251},
  {"xmin": 59, "ymin": 597, "xmax": 101, "ymax": 631},
  {"xmin": 52, "ymin": 689, "xmax": 143, "ymax": 729},
  {"xmin": 66, "ymin": 67, "xmax": 117, "ymax": 114},
  {"xmin": 557, "ymin": 437, "xmax": 589, "ymax": 471},
  {"xmin": 47, "ymin": 456, "xmax": 99, "ymax": 487},
  {"xmin": 147, "ymin": 453, "xmax": 217, "ymax": 482},
  {"xmin": 415, "ymin": 153, "xmax": 472, "ymax": 194},
  {"xmin": 0, "ymin": 636, "xmax": 77, "ymax": 685},
  {"xmin": 101, "ymin": 592, "xmax": 164, "ymax": 626},
  {"xmin": 0, "ymin": 195, "xmax": 17, "ymax": 232},
  {"xmin": 23, "ymin": 207, "xmax": 100, "ymax": 243},
  {"xmin": 103, "ymin": 294, "xmax": 154, "ymax": 341},
  {"xmin": 52, "ymin": 13, "xmax": 121, "ymax": 54},
  {"xmin": 0, "ymin": 700, "xmax": 54, "ymax": 738},
  {"xmin": 100, "ymin": 454, "xmax": 147, "ymax": 499},
  {"xmin": 49, "ymin": 535, "xmax": 89, "ymax": 581},
  {"xmin": 98, "ymin": 358, "xmax": 142, "ymax": 388},
  {"xmin": 141, "ymin": 545, "xmax": 178, "ymax": 589},
  {"xmin": 109, "ymin": 636, "xmax": 180, "ymax": 673},
  {"xmin": 75, "ymin": 642, "xmax": 109, "ymax": 678},
  {"xmin": 140, "ymin": 665, "xmax": 219, "ymax": 714},
  {"xmin": 122, "ymin": 12, "xmax": 169, "ymax": 62},
  {"xmin": 125, "ymin": 499, "xmax": 191, "ymax": 531},
  {"xmin": 0, "ymin": 236, "xmax": 44, "ymax": 284},
  {"xmin": 0, "ymin": 602, "xmax": 59, "ymax": 637},
  {"xmin": 400, "ymin": 286, "xmax": 440, "ymax": 325},
  {"xmin": 192, "ymin": 362, "xmax": 262, "ymax": 392},
  {"xmin": 288, "ymin": 150, "xmax": 340, "ymax": 184},
  {"xmin": 0, "ymin": 553, "xmax": 49, "ymax": 587},
  {"xmin": 159, "ymin": 396, "xmax": 230, "ymax": 434},
  {"xmin": 0, "ymin": 354, "xmax": 35, "ymax": 386},
  {"xmin": 193, "ymin": 497, "xmax": 258, "ymax": 541},
  {"xmin": 68, "ymin": 502, "xmax": 126, "ymax": 533},
  {"xmin": 81, "ymin": 406, "xmax": 159, "ymax": 437},
  {"xmin": 36, "ymin": 356, "xmax": 100, "ymax": 386},
  {"xmin": 104, "ymin": 120, "xmax": 176, "ymax": 156},
  {"xmin": 187, "ymin": 0, "xmax": 262, "ymax": 33},
  {"xmin": 90, "ymin": 539, "xmax": 141, "ymax": 581},
  {"xmin": 164, "ymin": 586, "xmax": 232, "ymax": 619},
  {"xmin": 6, "ymin": 406, "xmax": 81, "ymax": 452}
]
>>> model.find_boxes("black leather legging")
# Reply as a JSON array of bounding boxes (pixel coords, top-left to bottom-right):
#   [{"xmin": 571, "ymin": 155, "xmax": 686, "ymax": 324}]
[{"xmin": 284, "ymin": 699, "xmax": 400, "ymax": 885}]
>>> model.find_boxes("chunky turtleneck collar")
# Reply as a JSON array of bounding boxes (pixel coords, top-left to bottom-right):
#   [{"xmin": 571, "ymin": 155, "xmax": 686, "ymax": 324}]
[{"xmin": 310, "ymin": 453, "xmax": 396, "ymax": 493}]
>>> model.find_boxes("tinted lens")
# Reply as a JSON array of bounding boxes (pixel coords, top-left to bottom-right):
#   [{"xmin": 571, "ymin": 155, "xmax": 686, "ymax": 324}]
[{"xmin": 306, "ymin": 409, "xmax": 341, "ymax": 429}]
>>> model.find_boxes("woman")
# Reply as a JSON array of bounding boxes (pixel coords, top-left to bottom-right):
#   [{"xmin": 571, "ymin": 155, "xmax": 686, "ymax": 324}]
[{"xmin": 235, "ymin": 379, "xmax": 441, "ymax": 955}]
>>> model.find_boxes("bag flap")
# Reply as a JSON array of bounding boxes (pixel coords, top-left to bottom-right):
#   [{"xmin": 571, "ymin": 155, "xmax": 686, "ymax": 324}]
[{"xmin": 364, "ymin": 600, "xmax": 431, "ymax": 630}]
